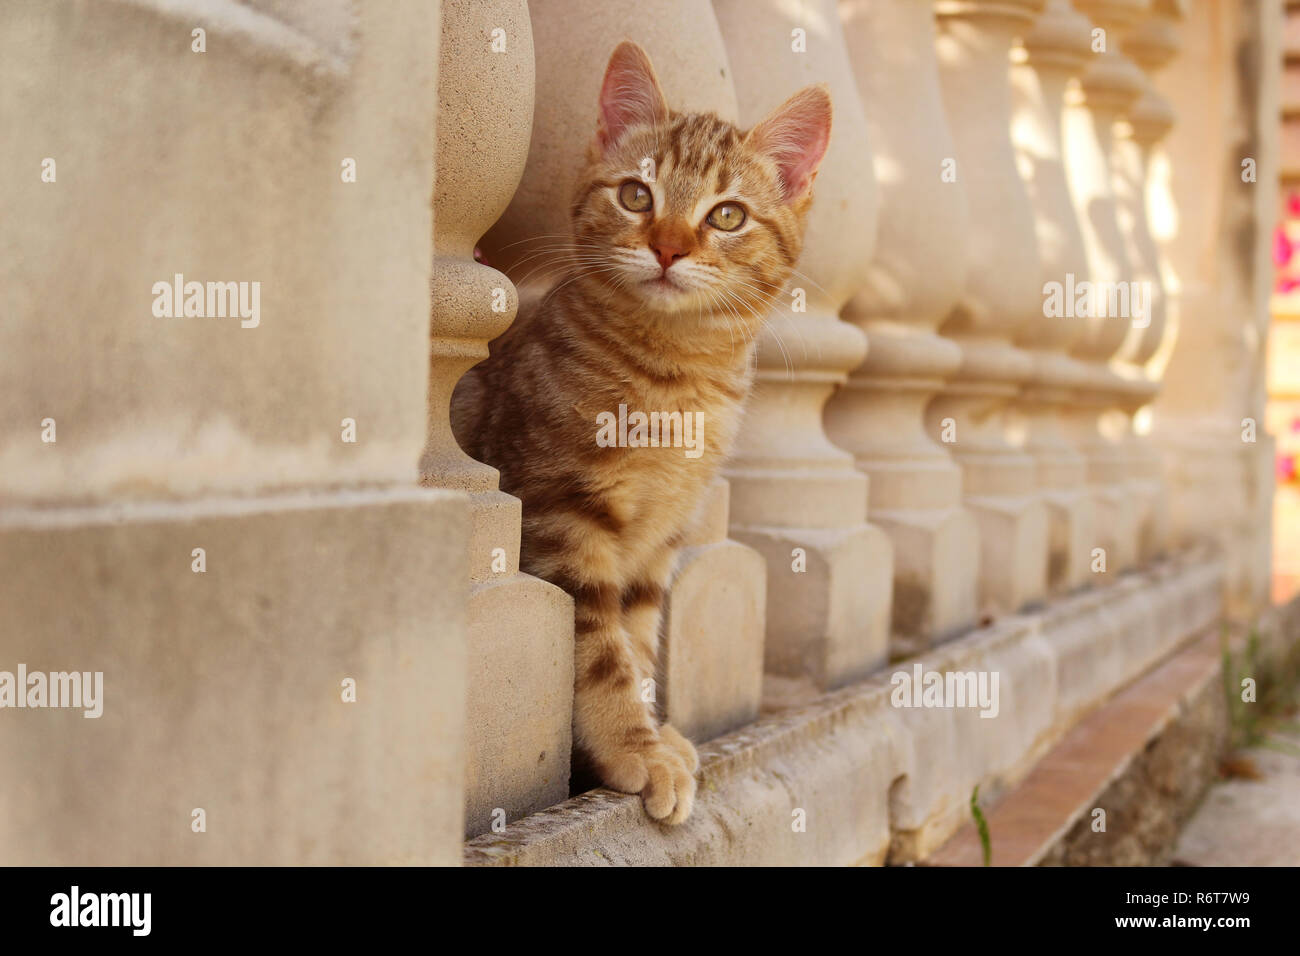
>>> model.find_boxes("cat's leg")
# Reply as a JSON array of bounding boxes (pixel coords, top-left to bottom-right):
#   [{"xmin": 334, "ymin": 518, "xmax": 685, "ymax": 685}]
[
  {"xmin": 521, "ymin": 500, "xmax": 696, "ymax": 823},
  {"xmin": 620, "ymin": 547, "xmax": 700, "ymax": 784},
  {"xmin": 562, "ymin": 572, "xmax": 696, "ymax": 825}
]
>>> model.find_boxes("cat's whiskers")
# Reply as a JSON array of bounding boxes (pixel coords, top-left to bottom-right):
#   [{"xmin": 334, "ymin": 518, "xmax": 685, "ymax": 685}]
[
  {"xmin": 536, "ymin": 263, "xmax": 629, "ymax": 312},
  {"xmin": 704, "ymin": 283, "xmax": 758, "ymax": 351},
  {"xmin": 718, "ymin": 273, "xmax": 813, "ymax": 374},
  {"xmin": 714, "ymin": 282, "xmax": 793, "ymax": 379},
  {"xmin": 512, "ymin": 255, "xmax": 615, "ymax": 290},
  {"xmin": 492, "ymin": 234, "xmax": 606, "ymax": 251}
]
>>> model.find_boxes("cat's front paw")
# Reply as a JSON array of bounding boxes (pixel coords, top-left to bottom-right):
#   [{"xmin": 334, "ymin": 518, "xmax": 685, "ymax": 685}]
[
  {"xmin": 598, "ymin": 731, "xmax": 698, "ymax": 825},
  {"xmin": 659, "ymin": 722, "xmax": 700, "ymax": 775}
]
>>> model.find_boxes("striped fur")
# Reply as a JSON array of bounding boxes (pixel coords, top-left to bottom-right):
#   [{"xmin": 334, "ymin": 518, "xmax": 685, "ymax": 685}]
[{"xmin": 453, "ymin": 42, "xmax": 831, "ymax": 824}]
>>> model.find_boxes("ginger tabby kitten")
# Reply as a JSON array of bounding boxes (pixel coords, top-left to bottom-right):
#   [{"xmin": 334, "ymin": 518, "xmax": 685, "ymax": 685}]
[{"xmin": 453, "ymin": 41, "xmax": 831, "ymax": 825}]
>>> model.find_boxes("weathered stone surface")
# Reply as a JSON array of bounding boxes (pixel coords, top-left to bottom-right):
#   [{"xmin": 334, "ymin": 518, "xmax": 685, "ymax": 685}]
[
  {"xmin": 662, "ymin": 488, "xmax": 767, "ymax": 744},
  {"xmin": 0, "ymin": 0, "xmax": 439, "ymax": 503},
  {"xmin": 0, "ymin": 489, "xmax": 470, "ymax": 866},
  {"xmin": 463, "ymin": 574, "xmax": 574, "ymax": 838}
]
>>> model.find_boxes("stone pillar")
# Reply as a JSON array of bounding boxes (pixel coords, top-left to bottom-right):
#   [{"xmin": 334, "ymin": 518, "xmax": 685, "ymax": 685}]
[
  {"xmin": 713, "ymin": 0, "xmax": 894, "ymax": 691},
  {"xmin": 1061, "ymin": 0, "xmax": 1148, "ymax": 579},
  {"xmin": 1239, "ymin": 0, "xmax": 1282, "ymax": 612},
  {"xmin": 0, "ymin": 0, "xmax": 468, "ymax": 864},
  {"xmin": 423, "ymin": 0, "xmax": 574, "ymax": 838},
  {"xmin": 1111, "ymin": 0, "xmax": 1181, "ymax": 563},
  {"xmin": 932, "ymin": 0, "xmax": 1050, "ymax": 616},
  {"xmin": 1147, "ymin": 0, "xmax": 1274, "ymax": 612},
  {"xmin": 661, "ymin": 478, "xmax": 766, "ymax": 742},
  {"xmin": 477, "ymin": 1, "xmax": 768, "ymax": 745},
  {"xmin": 1009, "ymin": 0, "xmax": 1098, "ymax": 594},
  {"xmin": 828, "ymin": 0, "xmax": 979, "ymax": 654}
]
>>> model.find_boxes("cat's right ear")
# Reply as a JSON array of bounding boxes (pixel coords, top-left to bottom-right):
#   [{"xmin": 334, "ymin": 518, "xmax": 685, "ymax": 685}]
[
  {"xmin": 745, "ymin": 84, "xmax": 833, "ymax": 204},
  {"xmin": 596, "ymin": 41, "xmax": 669, "ymax": 153}
]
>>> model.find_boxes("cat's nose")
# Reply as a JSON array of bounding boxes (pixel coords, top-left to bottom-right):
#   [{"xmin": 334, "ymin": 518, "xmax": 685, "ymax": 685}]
[{"xmin": 650, "ymin": 242, "xmax": 688, "ymax": 272}]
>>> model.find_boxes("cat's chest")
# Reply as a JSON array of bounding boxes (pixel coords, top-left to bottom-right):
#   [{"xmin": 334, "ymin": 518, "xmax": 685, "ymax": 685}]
[
  {"xmin": 578, "ymin": 376, "xmax": 743, "ymax": 468},
  {"xmin": 574, "ymin": 377, "xmax": 743, "ymax": 527}
]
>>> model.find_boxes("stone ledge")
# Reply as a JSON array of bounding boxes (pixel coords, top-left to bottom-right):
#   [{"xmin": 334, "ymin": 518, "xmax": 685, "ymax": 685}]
[
  {"xmin": 927, "ymin": 629, "xmax": 1226, "ymax": 866},
  {"xmin": 464, "ymin": 552, "xmax": 1225, "ymax": 866}
]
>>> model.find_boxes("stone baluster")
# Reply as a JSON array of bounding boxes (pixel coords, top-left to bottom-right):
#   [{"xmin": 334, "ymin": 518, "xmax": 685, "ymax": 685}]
[
  {"xmin": 422, "ymin": 0, "xmax": 574, "ymax": 838},
  {"xmin": 1009, "ymin": 0, "xmax": 1098, "ymax": 594},
  {"xmin": 477, "ymin": 2, "xmax": 769, "ymax": 744},
  {"xmin": 828, "ymin": 0, "xmax": 979, "ymax": 654},
  {"xmin": 713, "ymin": 0, "xmax": 894, "ymax": 693},
  {"xmin": 1111, "ymin": 0, "xmax": 1182, "ymax": 563},
  {"xmin": 1150, "ymin": 0, "xmax": 1280, "ymax": 612},
  {"xmin": 1059, "ymin": 0, "xmax": 1148, "ymax": 579},
  {"xmin": 1145, "ymin": 0, "xmax": 1242, "ymax": 569},
  {"xmin": 931, "ymin": 0, "xmax": 1050, "ymax": 616}
]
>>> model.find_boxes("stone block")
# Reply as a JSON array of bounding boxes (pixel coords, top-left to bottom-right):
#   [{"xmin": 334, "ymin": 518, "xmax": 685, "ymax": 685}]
[{"xmin": 0, "ymin": 488, "xmax": 469, "ymax": 865}]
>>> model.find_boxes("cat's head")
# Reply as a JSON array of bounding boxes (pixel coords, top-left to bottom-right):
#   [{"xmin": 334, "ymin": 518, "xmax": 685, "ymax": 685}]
[{"xmin": 569, "ymin": 41, "xmax": 831, "ymax": 325}]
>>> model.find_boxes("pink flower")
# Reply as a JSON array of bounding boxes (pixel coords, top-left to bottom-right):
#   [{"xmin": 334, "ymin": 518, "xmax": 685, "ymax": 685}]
[{"xmin": 1275, "ymin": 225, "xmax": 1294, "ymax": 267}]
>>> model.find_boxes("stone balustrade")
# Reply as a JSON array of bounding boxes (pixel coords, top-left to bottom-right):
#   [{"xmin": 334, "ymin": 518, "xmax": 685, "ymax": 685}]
[
  {"xmin": 931, "ymin": 0, "xmax": 1050, "ymax": 616},
  {"xmin": 424, "ymin": 0, "xmax": 573, "ymax": 839},
  {"xmin": 1112, "ymin": 0, "xmax": 1179, "ymax": 564},
  {"xmin": 830, "ymin": 0, "xmax": 978, "ymax": 654},
  {"xmin": 1062, "ymin": 0, "xmax": 1149, "ymax": 580},
  {"xmin": 714, "ymin": 0, "xmax": 894, "ymax": 693},
  {"xmin": 2, "ymin": 0, "xmax": 1280, "ymax": 866},
  {"xmin": 1148, "ymin": 0, "xmax": 1277, "ymax": 614},
  {"xmin": 1010, "ymin": 0, "xmax": 1098, "ymax": 595}
]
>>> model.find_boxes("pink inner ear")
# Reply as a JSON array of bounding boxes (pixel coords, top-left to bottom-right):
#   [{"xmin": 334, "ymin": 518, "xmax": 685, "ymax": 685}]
[
  {"xmin": 598, "ymin": 44, "xmax": 667, "ymax": 151},
  {"xmin": 751, "ymin": 88, "xmax": 832, "ymax": 202}
]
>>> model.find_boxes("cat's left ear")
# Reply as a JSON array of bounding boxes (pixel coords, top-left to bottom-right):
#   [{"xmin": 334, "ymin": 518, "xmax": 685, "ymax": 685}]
[
  {"xmin": 596, "ymin": 41, "xmax": 669, "ymax": 153},
  {"xmin": 745, "ymin": 85, "xmax": 833, "ymax": 204}
]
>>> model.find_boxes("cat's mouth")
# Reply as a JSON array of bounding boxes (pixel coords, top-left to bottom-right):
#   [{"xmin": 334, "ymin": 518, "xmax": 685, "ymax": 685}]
[{"xmin": 643, "ymin": 273, "xmax": 683, "ymax": 292}]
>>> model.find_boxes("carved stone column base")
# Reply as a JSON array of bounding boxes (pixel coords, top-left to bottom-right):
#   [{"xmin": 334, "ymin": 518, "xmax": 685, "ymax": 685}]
[
  {"xmin": 1060, "ymin": 384, "xmax": 1141, "ymax": 580},
  {"xmin": 876, "ymin": 505, "xmax": 980, "ymax": 658},
  {"xmin": 662, "ymin": 479, "xmax": 766, "ymax": 744},
  {"xmin": 1040, "ymin": 488, "xmax": 1095, "ymax": 594},
  {"xmin": 828, "ymin": 354, "xmax": 980, "ymax": 653},
  {"xmin": 964, "ymin": 491, "xmax": 1050, "ymax": 614},
  {"xmin": 463, "ymin": 570, "xmax": 574, "ymax": 839},
  {"xmin": 1089, "ymin": 484, "xmax": 1141, "ymax": 579},
  {"xmin": 731, "ymin": 525, "xmax": 893, "ymax": 690},
  {"xmin": 929, "ymin": 340, "xmax": 1049, "ymax": 614},
  {"xmin": 928, "ymin": 399, "xmax": 1048, "ymax": 614}
]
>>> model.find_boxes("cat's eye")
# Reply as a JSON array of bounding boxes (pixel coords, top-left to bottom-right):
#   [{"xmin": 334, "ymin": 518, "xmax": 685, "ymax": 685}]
[
  {"xmin": 618, "ymin": 181, "xmax": 653, "ymax": 213},
  {"xmin": 706, "ymin": 202, "xmax": 746, "ymax": 231}
]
